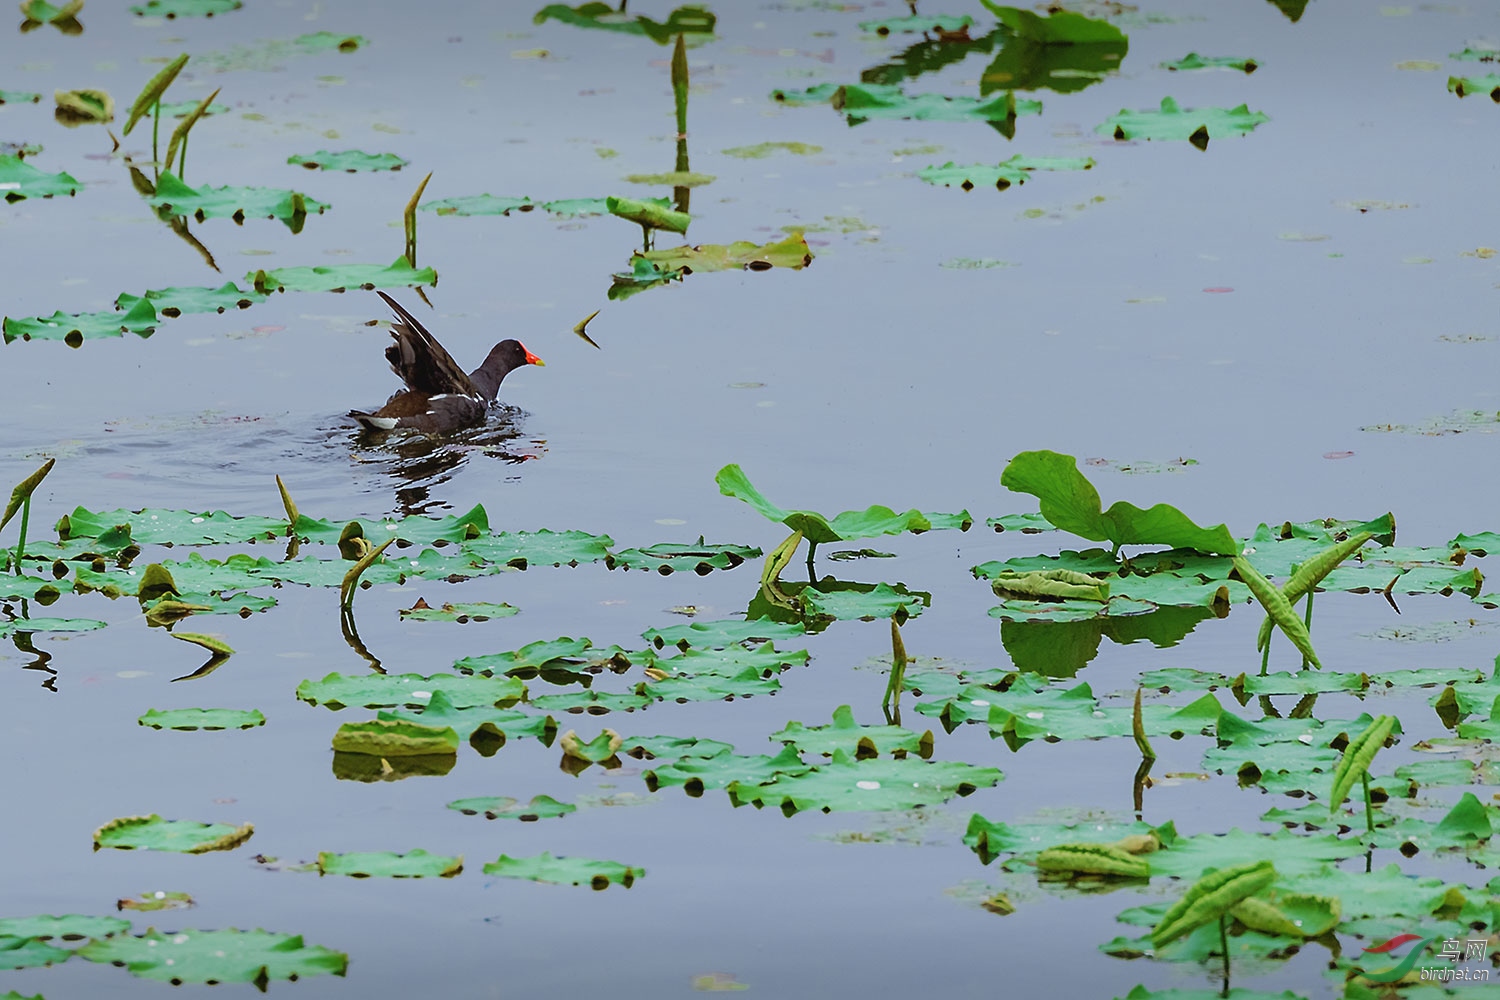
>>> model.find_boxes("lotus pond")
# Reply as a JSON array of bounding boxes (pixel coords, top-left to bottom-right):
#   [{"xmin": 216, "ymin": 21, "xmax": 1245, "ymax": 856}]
[{"xmin": 5, "ymin": 2, "xmax": 1500, "ymax": 998}]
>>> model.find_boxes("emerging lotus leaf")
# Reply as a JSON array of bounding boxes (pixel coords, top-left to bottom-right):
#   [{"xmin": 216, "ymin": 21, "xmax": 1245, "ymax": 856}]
[
  {"xmin": 331, "ymin": 720, "xmax": 459, "ymax": 757},
  {"xmin": 54, "ymin": 88, "xmax": 114, "ymax": 125}
]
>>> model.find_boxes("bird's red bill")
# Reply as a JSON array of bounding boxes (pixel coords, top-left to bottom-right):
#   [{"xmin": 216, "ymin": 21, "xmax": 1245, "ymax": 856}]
[{"xmin": 524, "ymin": 347, "xmax": 545, "ymax": 367}]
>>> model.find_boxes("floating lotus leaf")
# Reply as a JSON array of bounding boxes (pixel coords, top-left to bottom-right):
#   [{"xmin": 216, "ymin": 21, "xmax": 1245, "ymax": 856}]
[
  {"xmin": 316, "ymin": 849, "xmax": 462, "ymax": 878},
  {"xmin": 798, "ymin": 581, "xmax": 929, "ymax": 622},
  {"xmin": 651, "ymin": 642, "xmax": 808, "ymax": 678},
  {"xmin": 378, "ymin": 690, "xmax": 557, "ymax": 743},
  {"xmin": 621, "ymin": 171, "xmax": 715, "ymax": 187},
  {"xmin": 19, "ymin": 0, "xmax": 82, "ymax": 25},
  {"xmin": 542, "ymin": 196, "xmax": 641, "ymax": 217},
  {"xmin": 118, "ymin": 282, "xmax": 267, "ymax": 317},
  {"xmin": 0, "ymin": 914, "xmax": 130, "ymax": 939},
  {"xmin": 93, "ymin": 814, "xmax": 253, "ymax": 854},
  {"xmin": 447, "ymin": 794, "xmax": 574, "ymax": 820},
  {"xmin": 138, "ymin": 708, "xmax": 265, "ymax": 730},
  {"xmin": 530, "ymin": 688, "xmax": 651, "ymax": 714},
  {"xmin": 977, "ymin": 5, "xmax": 1126, "ymax": 94},
  {"xmin": 918, "ymin": 155, "xmax": 1094, "ymax": 191},
  {"xmin": 3, "ymin": 296, "xmax": 158, "ymax": 346},
  {"xmin": 148, "ymin": 172, "xmax": 328, "ymax": 227},
  {"xmin": 454, "ymin": 636, "xmax": 622, "ymax": 677},
  {"xmin": 420, "ymin": 194, "xmax": 533, "ymax": 216},
  {"xmin": 644, "ymin": 744, "xmax": 811, "ymax": 793},
  {"xmin": 57, "ymin": 505, "xmax": 287, "ymax": 544},
  {"xmin": 249, "ymin": 256, "xmax": 436, "ymax": 294},
  {"xmin": 1144, "ymin": 826, "xmax": 1363, "ymax": 877},
  {"xmin": 0, "ymin": 154, "xmax": 81, "ymax": 201},
  {"xmin": 721, "ymin": 141, "xmax": 823, "ymax": 158},
  {"xmin": 770, "ymin": 704, "xmax": 932, "ymax": 758},
  {"xmin": 833, "ymin": 83, "xmax": 1042, "ymax": 127},
  {"xmin": 533, "ymin": 2, "xmax": 715, "ymax": 44},
  {"xmin": 131, "ymin": 0, "xmax": 242, "ymax": 17},
  {"xmin": 1099, "ymin": 96, "xmax": 1269, "ymax": 147},
  {"xmin": 860, "ymin": 13, "xmax": 971, "ymax": 34},
  {"xmin": 1448, "ymin": 74, "xmax": 1500, "ymax": 100},
  {"xmin": 729, "ymin": 748, "xmax": 1001, "ymax": 814},
  {"xmin": 1001, "ymin": 451, "xmax": 1236, "ymax": 555},
  {"xmin": 0, "ymin": 616, "xmax": 106, "ymax": 637},
  {"xmin": 0, "ymin": 90, "xmax": 41, "ymax": 104},
  {"xmin": 963, "ymin": 813, "xmax": 1162, "ymax": 862},
  {"xmin": 609, "ymin": 256, "xmax": 688, "ymax": 300},
  {"xmin": 644, "ymin": 617, "xmax": 804, "ymax": 650},
  {"xmin": 618, "ymin": 734, "xmax": 734, "ymax": 759},
  {"xmin": 296, "ymin": 672, "xmax": 524, "ymax": 710},
  {"xmin": 606, "ymin": 538, "xmax": 761, "ymax": 574},
  {"xmin": 400, "ymin": 600, "xmax": 519, "ymax": 622},
  {"xmin": 0, "ymin": 937, "xmax": 70, "ymax": 970},
  {"xmin": 462, "ymin": 528, "xmax": 613, "ymax": 569},
  {"xmin": 769, "ymin": 83, "xmax": 841, "ymax": 106},
  {"xmin": 481, "ymin": 851, "xmax": 642, "ymax": 889},
  {"xmin": 982, "ymin": 2, "xmax": 1123, "ymax": 43},
  {"xmin": 642, "ymin": 665, "xmax": 781, "ymax": 703},
  {"xmin": 331, "ymin": 719, "xmax": 459, "ymax": 757},
  {"xmin": 78, "ymin": 927, "xmax": 347, "ymax": 985},
  {"xmin": 288, "ymin": 149, "xmax": 407, "ymax": 172},
  {"xmin": 1161, "ymin": 52, "xmax": 1258, "ymax": 72},
  {"xmin": 638, "ymin": 235, "xmax": 812, "ymax": 274}
]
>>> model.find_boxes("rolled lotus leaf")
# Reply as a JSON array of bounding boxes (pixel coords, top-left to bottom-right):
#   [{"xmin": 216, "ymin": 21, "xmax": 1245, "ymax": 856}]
[
  {"xmin": 1328, "ymin": 714, "xmax": 1396, "ymax": 811},
  {"xmin": 606, "ymin": 195, "xmax": 689, "ymax": 233},
  {"xmin": 990, "ymin": 568, "xmax": 1109, "ymax": 602},
  {"xmin": 1153, "ymin": 860, "xmax": 1277, "ymax": 949},
  {"xmin": 1036, "ymin": 842, "xmax": 1150, "ymax": 878},
  {"xmin": 1234, "ymin": 556, "xmax": 1321, "ymax": 668}
]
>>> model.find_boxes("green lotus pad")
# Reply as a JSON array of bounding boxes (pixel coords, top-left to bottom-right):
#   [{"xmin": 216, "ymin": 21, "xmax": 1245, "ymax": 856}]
[
  {"xmin": 331, "ymin": 719, "xmax": 459, "ymax": 757},
  {"xmin": 644, "ymin": 617, "xmax": 805, "ymax": 650},
  {"xmin": 918, "ymin": 155, "xmax": 1094, "ymax": 191},
  {"xmin": 296, "ymin": 672, "xmax": 524, "ymax": 709},
  {"xmin": 533, "ymin": 3, "xmax": 715, "ymax": 45},
  {"xmin": 643, "ymin": 665, "xmax": 781, "ymax": 703},
  {"xmin": 453, "ymin": 636, "xmax": 635, "ymax": 677},
  {"xmin": 147, "ymin": 172, "xmax": 328, "ymax": 226},
  {"xmin": 799, "ymin": 581, "xmax": 929, "ymax": 622},
  {"xmin": 651, "ymin": 642, "xmax": 808, "ymax": 678},
  {"xmin": 138, "ymin": 708, "xmax": 265, "ymax": 730},
  {"xmin": 1448, "ymin": 74, "xmax": 1500, "ymax": 100},
  {"xmin": 288, "ymin": 149, "xmax": 407, "ymax": 172},
  {"xmin": 0, "ymin": 616, "xmax": 106, "ymax": 637},
  {"xmin": 482, "ymin": 851, "xmax": 643, "ymax": 889},
  {"xmin": 399, "ymin": 600, "xmax": 519, "ymax": 622},
  {"xmin": 963, "ymin": 813, "xmax": 1163, "ymax": 862},
  {"xmin": 833, "ymin": 83, "xmax": 1043, "ymax": 126},
  {"xmin": 0, "ymin": 914, "xmax": 131, "ymax": 940},
  {"xmin": 117, "ymin": 282, "xmax": 267, "ymax": 316},
  {"xmin": 717, "ymin": 463, "xmax": 972, "ymax": 545},
  {"xmin": 378, "ymin": 690, "xmax": 558, "ymax": 742},
  {"xmin": 461, "ymin": 528, "xmax": 614, "ymax": 568},
  {"xmin": 0, "ymin": 937, "xmax": 70, "ymax": 970},
  {"xmin": 93, "ymin": 814, "xmax": 254, "ymax": 853},
  {"xmin": 159, "ymin": 99, "xmax": 230, "ymax": 117},
  {"xmin": 0, "ymin": 90, "xmax": 42, "ymax": 104},
  {"xmin": 1001, "ymin": 450, "xmax": 1236, "ymax": 555},
  {"xmin": 131, "ymin": 0, "xmax": 243, "ymax": 17},
  {"xmin": 0, "ymin": 155, "xmax": 81, "ymax": 201},
  {"xmin": 721, "ymin": 141, "xmax": 823, "ymax": 158},
  {"xmin": 57, "ymin": 505, "xmax": 288, "ymax": 544},
  {"xmin": 316, "ymin": 849, "xmax": 462, "ymax": 878},
  {"xmin": 295, "ymin": 503, "xmax": 490, "ymax": 545},
  {"xmin": 860, "ymin": 14, "xmax": 972, "ymax": 34},
  {"xmin": 729, "ymin": 748, "xmax": 1001, "ymax": 814},
  {"xmin": 619, "ymin": 734, "xmax": 734, "ymax": 759},
  {"xmin": 609, "ymin": 256, "xmax": 687, "ymax": 300},
  {"xmin": 542, "ymin": 196, "xmax": 658, "ymax": 218},
  {"xmin": 248, "ymin": 256, "xmax": 436, "ymax": 293},
  {"xmin": 770, "ymin": 704, "xmax": 933, "ymax": 758},
  {"xmin": 645, "ymin": 744, "xmax": 812, "ymax": 793},
  {"xmin": 639, "ymin": 235, "xmax": 812, "ymax": 273},
  {"xmin": 1099, "ymin": 97, "xmax": 1269, "ymax": 147},
  {"xmin": 770, "ymin": 83, "xmax": 841, "ymax": 106},
  {"xmin": 1161, "ymin": 53, "xmax": 1258, "ymax": 72},
  {"xmin": 447, "ymin": 794, "xmax": 575, "ymax": 820},
  {"xmin": 420, "ymin": 194, "xmax": 534, "ymax": 216},
  {"xmin": 606, "ymin": 538, "xmax": 761, "ymax": 574},
  {"xmin": 3, "ymin": 297, "xmax": 158, "ymax": 345},
  {"xmin": 78, "ymin": 927, "xmax": 347, "ymax": 985},
  {"xmin": 530, "ymin": 689, "xmax": 652, "ymax": 714}
]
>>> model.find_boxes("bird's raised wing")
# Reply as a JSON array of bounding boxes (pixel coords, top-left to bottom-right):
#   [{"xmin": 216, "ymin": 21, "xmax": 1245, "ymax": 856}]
[{"xmin": 376, "ymin": 290, "xmax": 478, "ymax": 397}]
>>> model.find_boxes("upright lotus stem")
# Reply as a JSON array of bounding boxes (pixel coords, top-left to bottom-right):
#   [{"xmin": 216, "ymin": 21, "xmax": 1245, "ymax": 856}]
[
  {"xmin": 805, "ymin": 539, "xmax": 818, "ymax": 579},
  {"xmin": 3, "ymin": 458, "xmax": 55, "ymax": 576},
  {"xmin": 340, "ymin": 537, "xmax": 393, "ymax": 611},
  {"xmin": 1362, "ymin": 771, "xmax": 1374, "ymax": 834},
  {"xmin": 1301, "ymin": 590, "xmax": 1315, "ymax": 669},
  {"xmin": 152, "ymin": 99, "xmax": 161, "ymax": 172},
  {"xmin": 179, "ymin": 131, "xmax": 188, "ymax": 182},
  {"xmin": 12, "ymin": 496, "xmax": 29, "ymax": 577},
  {"xmin": 1132, "ymin": 687, "xmax": 1155, "ymax": 761},
  {"xmin": 882, "ymin": 616, "xmax": 907, "ymax": 713},
  {"xmin": 671, "ymin": 33, "xmax": 688, "ymax": 138},
  {"xmin": 1218, "ymin": 914, "xmax": 1231, "ymax": 996},
  {"xmin": 404, "ymin": 171, "xmax": 432, "ymax": 268}
]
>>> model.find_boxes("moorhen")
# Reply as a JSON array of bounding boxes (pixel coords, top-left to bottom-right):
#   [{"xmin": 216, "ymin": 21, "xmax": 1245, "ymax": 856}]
[{"xmin": 348, "ymin": 291, "xmax": 545, "ymax": 433}]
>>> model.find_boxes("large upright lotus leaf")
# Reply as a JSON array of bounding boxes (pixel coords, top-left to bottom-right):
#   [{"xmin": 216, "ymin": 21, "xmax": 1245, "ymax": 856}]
[
  {"xmin": 1448, "ymin": 74, "xmax": 1500, "ymax": 100},
  {"xmin": 138, "ymin": 708, "xmax": 265, "ymax": 730},
  {"xmin": 644, "ymin": 744, "xmax": 811, "ymax": 793},
  {"xmin": 296, "ymin": 672, "xmax": 524, "ymax": 710},
  {"xmin": 447, "ymin": 794, "xmax": 574, "ymax": 820},
  {"xmin": 148, "ymin": 172, "xmax": 329, "ymax": 226},
  {"xmin": 918, "ymin": 155, "xmax": 1094, "ymax": 191},
  {"xmin": 770, "ymin": 704, "xmax": 932, "ymax": 758},
  {"xmin": 730, "ymin": 749, "xmax": 1001, "ymax": 814},
  {"xmin": 94, "ymin": 814, "xmax": 254, "ymax": 854},
  {"xmin": 977, "ymin": 5, "xmax": 1126, "ymax": 94},
  {"xmin": 1001, "ymin": 451, "xmax": 1236, "ymax": 555},
  {"xmin": 379, "ymin": 689, "xmax": 557, "ymax": 742},
  {"xmin": 3, "ymin": 297, "xmax": 158, "ymax": 345},
  {"xmin": 0, "ymin": 936, "xmax": 71, "ymax": 969},
  {"xmin": 1162, "ymin": 53, "xmax": 1258, "ymax": 73},
  {"xmin": 833, "ymin": 83, "xmax": 1043, "ymax": 125},
  {"xmin": 482, "ymin": 851, "xmax": 643, "ymax": 889},
  {"xmin": 331, "ymin": 720, "xmax": 459, "ymax": 757},
  {"xmin": 639, "ymin": 235, "xmax": 813, "ymax": 273},
  {"xmin": 0, "ymin": 914, "xmax": 131, "ymax": 940},
  {"xmin": 642, "ymin": 665, "xmax": 782, "ymax": 703},
  {"xmin": 420, "ymin": 194, "xmax": 533, "ymax": 216},
  {"xmin": 317, "ymin": 849, "xmax": 462, "ymax": 878},
  {"xmin": 78, "ymin": 927, "xmax": 347, "ymax": 985},
  {"xmin": 288, "ymin": 149, "xmax": 406, "ymax": 172},
  {"xmin": 0, "ymin": 155, "xmax": 81, "ymax": 201},
  {"xmin": 533, "ymin": 2, "xmax": 715, "ymax": 44},
  {"xmin": 294, "ymin": 504, "xmax": 489, "ymax": 546},
  {"xmin": 249, "ymin": 256, "xmax": 436, "ymax": 294},
  {"xmin": 131, "ymin": 0, "xmax": 243, "ymax": 17},
  {"xmin": 1145, "ymin": 827, "xmax": 1362, "ymax": 877},
  {"xmin": 1099, "ymin": 97, "xmax": 1269, "ymax": 144},
  {"xmin": 643, "ymin": 617, "xmax": 805, "ymax": 650},
  {"xmin": 606, "ymin": 538, "xmax": 761, "ymax": 575},
  {"xmin": 717, "ymin": 463, "xmax": 971, "ymax": 545},
  {"xmin": 461, "ymin": 528, "xmax": 613, "ymax": 569},
  {"xmin": 58, "ymin": 506, "xmax": 287, "ymax": 544},
  {"xmin": 120, "ymin": 282, "xmax": 267, "ymax": 316}
]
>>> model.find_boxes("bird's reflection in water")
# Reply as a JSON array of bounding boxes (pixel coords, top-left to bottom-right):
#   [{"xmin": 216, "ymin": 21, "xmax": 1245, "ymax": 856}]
[{"xmin": 345, "ymin": 407, "xmax": 545, "ymax": 517}]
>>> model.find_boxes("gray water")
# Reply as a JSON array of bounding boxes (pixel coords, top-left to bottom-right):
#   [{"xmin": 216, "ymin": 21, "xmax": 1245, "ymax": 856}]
[{"xmin": 4, "ymin": 2, "xmax": 1500, "ymax": 997}]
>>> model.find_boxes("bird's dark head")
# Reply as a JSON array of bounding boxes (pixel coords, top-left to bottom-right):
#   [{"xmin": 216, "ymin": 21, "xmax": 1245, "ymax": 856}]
[{"xmin": 470, "ymin": 339, "xmax": 545, "ymax": 402}]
